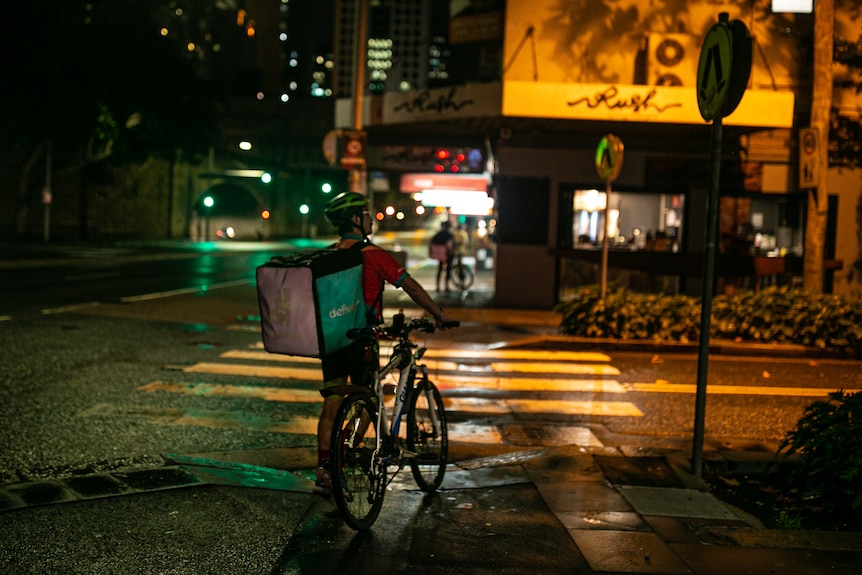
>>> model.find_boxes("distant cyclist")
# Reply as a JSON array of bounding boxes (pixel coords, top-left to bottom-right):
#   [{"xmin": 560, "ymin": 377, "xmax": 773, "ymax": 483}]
[
  {"xmin": 428, "ymin": 220, "xmax": 454, "ymax": 292},
  {"xmin": 314, "ymin": 192, "xmax": 456, "ymax": 494}
]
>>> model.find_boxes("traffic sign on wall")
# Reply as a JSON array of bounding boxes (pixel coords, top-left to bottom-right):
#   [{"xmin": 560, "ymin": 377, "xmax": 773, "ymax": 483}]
[{"xmin": 798, "ymin": 126, "xmax": 820, "ymax": 189}]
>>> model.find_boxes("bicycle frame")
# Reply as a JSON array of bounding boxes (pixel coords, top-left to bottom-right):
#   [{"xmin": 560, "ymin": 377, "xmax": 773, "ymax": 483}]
[{"xmin": 373, "ymin": 332, "xmax": 439, "ymax": 464}]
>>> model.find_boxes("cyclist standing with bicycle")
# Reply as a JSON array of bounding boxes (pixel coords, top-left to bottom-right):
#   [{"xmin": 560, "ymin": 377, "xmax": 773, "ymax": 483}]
[
  {"xmin": 429, "ymin": 220, "xmax": 454, "ymax": 292},
  {"xmin": 314, "ymin": 192, "xmax": 456, "ymax": 494}
]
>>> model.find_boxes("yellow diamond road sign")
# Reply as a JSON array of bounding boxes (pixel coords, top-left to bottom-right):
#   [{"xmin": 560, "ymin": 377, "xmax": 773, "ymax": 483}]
[{"xmin": 697, "ymin": 22, "xmax": 733, "ymax": 121}]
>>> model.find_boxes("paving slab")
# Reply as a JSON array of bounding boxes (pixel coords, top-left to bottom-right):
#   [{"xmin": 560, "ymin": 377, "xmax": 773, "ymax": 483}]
[
  {"xmin": 536, "ymin": 480, "xmax": 633, "ymax": 514},
  {"xmin": 619, "ymin": 485, "xmax": 744, "ymax": 521},
  {"xmin": 571, "ymin": 530, "xmax": 692, "ymax": 574}
]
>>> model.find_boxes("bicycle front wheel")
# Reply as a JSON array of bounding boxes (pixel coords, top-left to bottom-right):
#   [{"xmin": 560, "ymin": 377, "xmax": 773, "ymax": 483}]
[
  {"xmin": 450, "ymin": 263, "xmax": 474, "ymax": 290},
  {"xmin": 330, "ymin": 393, "xmax": 385, "ymax": 530},
  {"xmin": 407, "ymin": 379, "xmax": 448, "ymax": 491}
]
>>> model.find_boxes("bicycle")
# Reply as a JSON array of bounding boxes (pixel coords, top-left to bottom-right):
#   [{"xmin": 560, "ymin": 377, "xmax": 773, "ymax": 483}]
[
  {"xmin": 328, "ymin": 312, "xmax": 459, "ymax": 530},
  {"xmin": 448, "ymin": 255, "xmax": 474, "ymax": 291}
]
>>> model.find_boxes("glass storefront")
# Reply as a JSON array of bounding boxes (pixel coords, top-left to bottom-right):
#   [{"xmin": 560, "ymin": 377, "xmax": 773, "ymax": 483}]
[
  {"xmin": 569, "ymin": 188, "xmax": 685, "ymax": 253},
  {"xmin": 556, "ymin": 184, "xmax": 808, "ymax": 301}
]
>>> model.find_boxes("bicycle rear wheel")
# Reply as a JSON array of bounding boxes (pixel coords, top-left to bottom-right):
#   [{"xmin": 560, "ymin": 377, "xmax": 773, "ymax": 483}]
[
  {"xmin": 406, "ymin": 379, "xmax": 448, "ymax": 491},
  {"xmin": 450, "ymin": 263, "xmax": 474, "ymax": 290},
  {"xmin": 330, "ymin": 393, "xmax": 385, "ymax": 530}
]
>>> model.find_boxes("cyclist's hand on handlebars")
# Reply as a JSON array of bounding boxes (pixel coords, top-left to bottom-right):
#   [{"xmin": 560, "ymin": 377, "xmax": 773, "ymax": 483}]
[{"xmin": 434, "ymin": 312, "xmax": 460, "ymax": 331}]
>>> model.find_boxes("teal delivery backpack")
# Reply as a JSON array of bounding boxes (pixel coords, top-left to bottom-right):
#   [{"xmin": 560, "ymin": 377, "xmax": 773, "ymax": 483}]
[{"xmin": 256, "ymin": 245, "xmax": 365, "ymax": 357}]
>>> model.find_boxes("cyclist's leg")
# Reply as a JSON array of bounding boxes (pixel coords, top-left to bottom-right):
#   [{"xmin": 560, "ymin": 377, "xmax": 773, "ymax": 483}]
[{"xmin": 318, "ymin": 342, "xmax": 362, "ymax": 492}]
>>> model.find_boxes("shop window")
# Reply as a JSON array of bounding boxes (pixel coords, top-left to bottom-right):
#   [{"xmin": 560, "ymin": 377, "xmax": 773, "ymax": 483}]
[{"xmin": 566, "ymin": 188, "xmax": 684, "ymax": 252}]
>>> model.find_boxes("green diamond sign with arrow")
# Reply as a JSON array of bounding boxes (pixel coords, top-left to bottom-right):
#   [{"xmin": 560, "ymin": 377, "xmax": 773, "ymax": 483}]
[{"xmin": 595, "ymin": 134, "xmax": 624, "ymax": 182}]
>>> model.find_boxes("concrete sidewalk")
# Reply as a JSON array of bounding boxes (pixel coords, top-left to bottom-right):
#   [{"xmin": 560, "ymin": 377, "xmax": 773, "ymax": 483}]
[{"xmin": 435, "ymin": 445, "xmax": 862, "ymax": 575}]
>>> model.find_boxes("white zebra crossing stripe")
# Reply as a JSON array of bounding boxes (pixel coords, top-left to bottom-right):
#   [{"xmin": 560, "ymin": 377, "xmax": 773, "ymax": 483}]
[
  {"xmin": 139, "ymin": 381, "xmax": 321, "ymax": 402},
  {"xmin": 423, "ymin": 349, "xmax": 612, "ymax": 362},
  {"xmin": 421, "ymin": 359, "xmax": 620, "ymax": 376},
  {"xmin": 448, "ymin": 423, "xmax": 504, "ymax": 444},
  {"xmin": 220, "ymin": 350, "xmax": 321, "ymax": 364},
  {"xmin": 79, "ymin": 402, "xmax": 319, "ymax": 435},
  {"xmin": 139, "ymin": 380, "xmax": 642, "ymax": 417},
  {"xmin": 434, "ymin": 375, "xmax": 627, "ymax": 393},
  {"xmin": 182, "ymin": 362, "xmax": 321, "ymax": 380},
  {"xmin": 443, "ymin": 397, "xmax": 643, "ymax": 417}
]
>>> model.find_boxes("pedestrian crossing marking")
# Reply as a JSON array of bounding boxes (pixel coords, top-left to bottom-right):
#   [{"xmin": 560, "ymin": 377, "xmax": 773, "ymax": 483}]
[
  {"xmin": 79, "ymin": 402, "xmax": 319, "ymax": 435},
  {"xmin": 434, "ymin": 375, "xmax": 627, "ymax": 393},
  {"xmin": 140, "ymin": 381, "xmax": 321, "ymax": 402},
  {"xmin": 424, "ymin": 359, "xmax": 620, "ymax": 376},
  {"xmin": 139, "ymin": 380, "xmax": 640, "ymax": 419},
  {"xmin": 423, "ymin": 349, "xmax": 612, "ymax": 362},
  {"xmin": 448, "ymin": 423, "xmax": 504, "ymax": 444},
  {"xmin": 184, "ymin": 361, "xmax": 626, "ymax": 394},
  {"xmin": 183, "ymin": 362, "xmax": 321, "ymax": 381},
  {"xmin": 136, "ymin": 381, "xmax": 507, "ymax": 444},
  {"xmin": 444, "ymin": 397, "xmax": 643, "ymax": 417},
  {"xmin": 229, "ymin": 348, "xmax": 612, "ymax": 365},
  {"xmin": 221, "ymin": 350, "xmax": 321, "ymax": 364}
]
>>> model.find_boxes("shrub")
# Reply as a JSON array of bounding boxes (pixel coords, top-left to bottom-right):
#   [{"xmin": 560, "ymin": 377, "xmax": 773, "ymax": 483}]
[
  {"xmin": 778, "ymin": 391, "xmax": 862, "ymax": 514},
  {"xmin": 556, "ymin": 286, "xmax": 862, "ymax": 355}
]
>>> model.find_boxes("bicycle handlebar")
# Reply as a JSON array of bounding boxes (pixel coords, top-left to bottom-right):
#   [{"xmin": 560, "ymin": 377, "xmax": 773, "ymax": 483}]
[{"xmin": 347, "ymin": 315, "xmax": 460, "ymax": 340}]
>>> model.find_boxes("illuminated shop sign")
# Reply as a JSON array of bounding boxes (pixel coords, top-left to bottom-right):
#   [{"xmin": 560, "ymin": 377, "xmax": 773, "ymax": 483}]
[
  {"xmin": 399, "ymin": 173, "xmax": 493, "ymax": 216},
  {"xmin": 383, "ymin": 83, "xmax": 502, "ymax": 124},
  {"xmin": 502, "ymin": 81, "xmax": 794, "ymax": 128}
]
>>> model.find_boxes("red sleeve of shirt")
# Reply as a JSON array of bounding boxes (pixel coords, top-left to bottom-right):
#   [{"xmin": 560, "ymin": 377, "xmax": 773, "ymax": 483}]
[{"xmin": 361, "ymin": 245, "xmax": 409, "ymax": 308}]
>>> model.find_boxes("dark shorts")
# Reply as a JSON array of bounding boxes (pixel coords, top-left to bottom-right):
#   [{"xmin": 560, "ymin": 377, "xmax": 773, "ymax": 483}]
[{"xmin": 319, "ymin": 339, "xmax": 379, "ymax": 397}]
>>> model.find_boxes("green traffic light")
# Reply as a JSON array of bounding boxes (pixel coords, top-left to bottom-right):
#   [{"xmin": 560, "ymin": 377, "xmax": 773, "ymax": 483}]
[
  {"xmin": 321, "ymin": 182, "xmax": 332, "ymax": 193},
  {"xmin": 203, "ymin": 196, "xmax": 214, "ymax": 208}
]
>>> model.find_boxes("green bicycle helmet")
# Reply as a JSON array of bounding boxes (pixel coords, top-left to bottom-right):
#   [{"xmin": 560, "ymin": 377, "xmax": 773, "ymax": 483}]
[{"xmin": 323, "ymin": 191, "xmax": 368, "ymax": 227}]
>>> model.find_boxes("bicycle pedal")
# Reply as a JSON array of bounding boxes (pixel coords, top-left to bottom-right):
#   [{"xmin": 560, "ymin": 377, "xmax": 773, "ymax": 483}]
[{"xmin": 382, "ymin": 384, "xmax": 396, "ymax": 396}]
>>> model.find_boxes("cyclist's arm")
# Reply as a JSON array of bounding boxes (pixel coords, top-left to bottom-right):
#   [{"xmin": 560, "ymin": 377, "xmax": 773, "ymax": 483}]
[{"xmin": 400, "ymin": 276, "xmax": 456, "ymax": 328}]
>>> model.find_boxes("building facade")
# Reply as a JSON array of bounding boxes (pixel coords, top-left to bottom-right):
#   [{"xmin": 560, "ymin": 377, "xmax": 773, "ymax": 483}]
[{"xmin": 333, "ymin": 0, "xmax": 862, "ymax": 307}]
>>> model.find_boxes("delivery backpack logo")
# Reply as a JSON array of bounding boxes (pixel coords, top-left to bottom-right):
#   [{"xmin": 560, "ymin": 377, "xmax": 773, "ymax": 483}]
[
  {"xmin": 329, "ymin": 298, "xmax": 362, "ymax": 319},
  {"xmin": 256, "ymin": 245, "xmax": 365, "ymax": 358}
]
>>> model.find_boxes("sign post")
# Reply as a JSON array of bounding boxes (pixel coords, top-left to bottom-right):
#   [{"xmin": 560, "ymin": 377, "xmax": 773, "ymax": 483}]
[
  {"xmin": 692, "ymin": 12, "xmax": 752, "ymax": 478},
  {"xmin": 595, "ymin": 134, "xmax": 624, "ymax": 300}
]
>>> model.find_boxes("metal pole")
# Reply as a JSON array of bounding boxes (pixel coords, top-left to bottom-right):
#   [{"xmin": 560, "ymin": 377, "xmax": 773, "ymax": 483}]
[
  {"xmin": 692, "ymin": 115, "xmax": 723, "ymax": 478},
  {"xmin": 350, "ymin": 0, "xmax": 368, "ymax": 195},
  {"xmin": 600, "ymin": 179, "xmax": 611, "ymax": 299}
]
